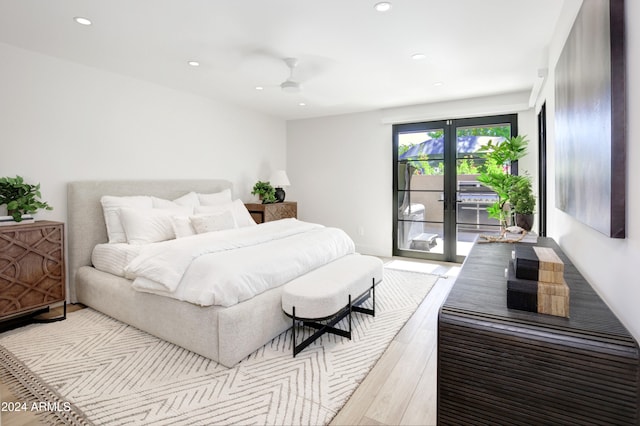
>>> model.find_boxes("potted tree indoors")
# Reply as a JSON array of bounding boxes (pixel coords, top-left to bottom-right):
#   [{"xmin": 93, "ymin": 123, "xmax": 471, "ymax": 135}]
[
  {"xmin": 0, "ymin": 175, "xmax": 53, "ymax": 223},
  {"xmin": 476, "ymin": 135, "xmax": 529, "ymax": 229},
  {"xmin": 251, "ymin": 181, "xmax": 276, "ymax": 204},
  {"xmin": 508, "ymin": 175, "xmax": 536, "ymax": 231}
]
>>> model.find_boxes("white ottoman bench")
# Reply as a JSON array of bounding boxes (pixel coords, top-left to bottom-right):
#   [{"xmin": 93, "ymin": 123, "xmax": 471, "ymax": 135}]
[{"xmin": 281, "ymin": 254, "xmax": 384, "ymax": 356}]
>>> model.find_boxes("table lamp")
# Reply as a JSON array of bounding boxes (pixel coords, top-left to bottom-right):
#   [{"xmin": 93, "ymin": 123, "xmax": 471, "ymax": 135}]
[{"xmin": 269, "ymin": 170, "xmax": 290, "ymax": 203}]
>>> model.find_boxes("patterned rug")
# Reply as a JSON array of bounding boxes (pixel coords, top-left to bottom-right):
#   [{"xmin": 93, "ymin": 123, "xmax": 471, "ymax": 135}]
[{"xmin": 0, "ymin": 268, "xmax": 438, "ymax": 425}]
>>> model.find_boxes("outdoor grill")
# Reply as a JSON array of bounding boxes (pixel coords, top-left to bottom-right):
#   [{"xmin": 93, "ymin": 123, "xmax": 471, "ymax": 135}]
[{"xmin": 456, "ymin": 181, "xmax": 499, "ymax": 227}]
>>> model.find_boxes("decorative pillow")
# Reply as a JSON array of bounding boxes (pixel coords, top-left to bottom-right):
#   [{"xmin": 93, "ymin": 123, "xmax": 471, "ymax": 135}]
[
  {"xmin": 195, "ymin": 199, "xmax": 256, "ymax": 228},
  {"xmin": 119, "ymin": 206, "xmax": 191, "ymax": 245},
  {"xmin": 171, "ymin": 216, "xmax": 196, "ymax": 238},
  {"xmin": 198, "ymin": 189, "xmax": 232, "ymax": 206},
  {"xmin": 190, "ymin": 211, "xmax": 237, "ymax": 234},
  {"xmin": 100, "ymin": 195, "xmax": 153, "ymax": 243},
  {"xmin": 152, "ymin": 192, "xmax": 200, "ymax": 212}
]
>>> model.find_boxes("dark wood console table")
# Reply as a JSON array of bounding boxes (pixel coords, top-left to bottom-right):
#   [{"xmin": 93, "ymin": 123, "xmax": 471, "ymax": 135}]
[{"xmin": 438, "ymin": 237, "xmax": 639, "ymax": 425}]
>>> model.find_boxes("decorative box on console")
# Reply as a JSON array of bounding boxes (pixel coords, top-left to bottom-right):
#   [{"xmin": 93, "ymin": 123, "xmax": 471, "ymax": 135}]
[
  {"xmin": 513, "ymin": 245, "xmax": 564, "ymax": 283},
  {"xmin": 507, "ymin": 256, "xmax": 570, "ymax": 318}
]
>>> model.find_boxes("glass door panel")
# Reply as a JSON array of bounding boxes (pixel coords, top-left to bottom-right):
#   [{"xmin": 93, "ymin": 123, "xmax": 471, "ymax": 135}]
[
  {"xmin": 455, "ymin": 125, "xmax": 511, "ymax": 257},
  {"xmin": 395, "ymin": 127, "xmax": 446, "ymax": 258}
]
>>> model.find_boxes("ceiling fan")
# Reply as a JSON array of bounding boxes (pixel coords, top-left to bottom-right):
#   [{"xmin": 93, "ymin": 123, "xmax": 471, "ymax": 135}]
[
  {"xmin": 252, "ymin": 54, "xmax": 331, "ymax": 102},
  {"xmin": 279, "ymin": 57, "xmax": 302, "ymax": 93}
]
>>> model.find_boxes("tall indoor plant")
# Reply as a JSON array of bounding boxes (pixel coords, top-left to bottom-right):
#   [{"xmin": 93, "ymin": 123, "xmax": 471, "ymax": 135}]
[
  {"xmin": 0, "ymin": 175, "xmax": 53, "ymax": 222},
  {"xmin": 476, "ymin": 135, "xmax": 529, "ymax": 229}
]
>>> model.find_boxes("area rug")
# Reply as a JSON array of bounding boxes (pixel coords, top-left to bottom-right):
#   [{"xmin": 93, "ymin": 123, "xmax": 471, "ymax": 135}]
[{"xmin": 0, "ymin": 268, "xmax": 439, "ymax": 426}]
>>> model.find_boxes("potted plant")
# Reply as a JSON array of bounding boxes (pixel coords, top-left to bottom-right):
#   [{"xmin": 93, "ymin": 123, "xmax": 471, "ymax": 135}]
[
  {"xmin": 508, "ymin": 175, "xmax": 536, "ymax": 231},
  {"xmin": 251, "ymin": 181, "xmax": 276, "ymax": 204},
  {"xmin": 476, "ymin": 135, "xmax": 529, "ymax": 229},
  {"xmin": 0, "ymin": 175, "xmax": 53, "ymax": 222}
]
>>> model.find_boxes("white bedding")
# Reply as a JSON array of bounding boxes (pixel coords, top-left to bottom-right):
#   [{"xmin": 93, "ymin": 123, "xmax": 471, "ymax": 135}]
[
  {"xmin": 92, "ymin": 243, "xmax": 143, "ymax": 277},
  {"xmin": 125, "ymin": 219, "xmax": 355, "ymax": 307}
]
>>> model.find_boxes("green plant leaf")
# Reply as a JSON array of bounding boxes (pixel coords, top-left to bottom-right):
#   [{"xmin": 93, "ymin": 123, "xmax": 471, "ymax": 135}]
[
  {"xmin": 0, "ymin": 175, "xmax": 52, "ymax": 218},
  {"xmin": 251, "ymin": 180, "xmax": 277, "ymax": 203}
]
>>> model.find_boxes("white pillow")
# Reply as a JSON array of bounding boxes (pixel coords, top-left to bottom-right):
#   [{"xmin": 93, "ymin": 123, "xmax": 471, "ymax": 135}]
[
  {"xmin": 171, "ymin": 216, "xmax": 196, "ymax": 238},
  {"xmin": 198, "ymin": 189, "xmax": 232, "ymax": 206},
  {"xmin": 152, "ymin": 192, "xmax": 200, "ymax": 212},
  {"xmin": 119, "ymin": 207, "xmax": 190, "ymax": 245},
  {"xmin": 195, "ymin": 199, "xmax": 256, "ymax": 228},
  {"xmin": 101, "ymin": 196, "xmax": 153, "ymax": 243},
  {"xmin": 190, "ymin": 211, "xmax": 236, "ymax": 234}
]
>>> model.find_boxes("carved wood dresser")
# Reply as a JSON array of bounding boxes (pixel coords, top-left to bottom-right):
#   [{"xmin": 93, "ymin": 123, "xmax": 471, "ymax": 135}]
[
  {"xmin": 244, "ymin": 201, "xmax": 297, "ymax": 224},
  {"xmin": 0, "ymin": 221, "xmax": 65, "ymax": 322}
]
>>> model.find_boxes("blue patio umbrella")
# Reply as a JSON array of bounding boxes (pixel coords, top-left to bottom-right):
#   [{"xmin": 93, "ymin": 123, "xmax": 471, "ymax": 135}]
[
  {"xmin": 399, "ymin": 135, "xmax": 505, "ymax": 175},
  {"xmin": 398, "ymin": 135, "xmax": 505, "ymax": 160}
]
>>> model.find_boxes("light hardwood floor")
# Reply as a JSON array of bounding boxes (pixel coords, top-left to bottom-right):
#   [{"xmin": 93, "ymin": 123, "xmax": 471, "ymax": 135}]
[
  {"xmin": 331, "ymin": 259, "xmax": 457, "ymax": 426},
  {"xmin": 0, "ymin": 259, "xmax": 457, "ymax": 426}
]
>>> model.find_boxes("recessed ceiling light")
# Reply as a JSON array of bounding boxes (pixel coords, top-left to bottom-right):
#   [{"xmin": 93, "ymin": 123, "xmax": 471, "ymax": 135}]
[
  {"xmin": 298, "ymin": 102, "xmax": 307, "ymax": 107},
  {"xmin": 411, "ymin": 53, "xmax": 427, "ymax": 61},
  {"xmin": 187, "ymin": 61, "xmax": 200, "ymax": 67},
  {"xmin": 433, "ymin": 81, "xmax": 444, "ymax": 87},
  {"xmin": 255, "ymin": 86, "xmax": 264, "ymax": 91},
  {"xmin": 374, "ymin": 2, "xmax": 392, "ymax": 12},
  {"xmin": 73, "ymin": 16, "xmax": 92, "ymax": 26}
]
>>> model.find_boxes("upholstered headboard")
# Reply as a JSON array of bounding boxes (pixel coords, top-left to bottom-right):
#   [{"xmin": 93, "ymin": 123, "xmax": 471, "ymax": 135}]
[{"xmin": 66, "ymin": 179, "xmax": 233, "ymax": 302}]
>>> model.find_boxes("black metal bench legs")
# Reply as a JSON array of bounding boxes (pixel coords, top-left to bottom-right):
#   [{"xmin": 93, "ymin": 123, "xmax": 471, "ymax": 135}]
[{"xmin": 291, "ymin": 277, "xmax": 376, "ymax": 357}]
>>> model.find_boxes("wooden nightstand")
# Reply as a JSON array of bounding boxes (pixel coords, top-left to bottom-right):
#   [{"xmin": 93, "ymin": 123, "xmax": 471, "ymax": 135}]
[
  {"xmin": 0, "ymin": 221, "xmax": 66, "ymax": 329},
  {"xmin": 245, "ymin": 201, "xmax": 297, "ymax": 224}
]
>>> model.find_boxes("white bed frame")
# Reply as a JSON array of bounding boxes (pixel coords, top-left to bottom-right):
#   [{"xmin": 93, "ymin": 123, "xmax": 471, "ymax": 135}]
[{"xmin": 67, "ymin": 180, "xmax": 290, "ymax": 367}]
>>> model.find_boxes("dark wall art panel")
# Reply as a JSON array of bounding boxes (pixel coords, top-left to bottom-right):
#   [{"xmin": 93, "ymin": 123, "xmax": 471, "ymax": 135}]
[{"xmin": 554, "ymin": 0, "xmax": 626, "ymax": 238}]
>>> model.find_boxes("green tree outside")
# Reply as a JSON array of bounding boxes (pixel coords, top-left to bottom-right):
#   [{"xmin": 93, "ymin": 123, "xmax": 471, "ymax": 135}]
[{"xmin": 399, "ymin": 125, "xmax": 511, "ymax": 176}]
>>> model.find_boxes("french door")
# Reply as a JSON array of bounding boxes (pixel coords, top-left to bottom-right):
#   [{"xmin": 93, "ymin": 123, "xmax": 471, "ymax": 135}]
[{"xmin": 393, "ymin": 114, "xmax": 518, "ymax": 263}]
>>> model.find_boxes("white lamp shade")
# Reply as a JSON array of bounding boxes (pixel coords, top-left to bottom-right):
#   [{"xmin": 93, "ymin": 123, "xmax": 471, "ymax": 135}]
[{"xmin": 269, "ymin": 170, "xmax": 290, "ymax": 187}]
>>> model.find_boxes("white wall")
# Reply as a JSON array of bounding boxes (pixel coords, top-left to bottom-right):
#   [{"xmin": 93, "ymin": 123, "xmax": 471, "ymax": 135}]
[
  {"xmin": 287, "ymin": 92, "xmax": 535, "ymax": 256},
  {"xmin": 0, "ymin": 42, "xmax": 286, "ymax": 222},
  {"xmin": 537, "ymin": 0, "xmax": 640, "ymax": 340},
  {"xmin": 287, "ymin": 110, "xmax": 390, "ymax": 255}
]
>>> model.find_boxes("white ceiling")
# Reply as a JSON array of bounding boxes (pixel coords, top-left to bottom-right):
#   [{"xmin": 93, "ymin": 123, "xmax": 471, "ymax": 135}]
[{"xmin": 0, "ymin": 0, "xmax": 571, "ymax": 120}]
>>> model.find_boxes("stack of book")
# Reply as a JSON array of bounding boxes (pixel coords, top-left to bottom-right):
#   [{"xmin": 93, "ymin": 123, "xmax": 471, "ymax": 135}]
[
  {"xmin": 507, "ymin": 245, "xmax": 569, "ymax": 318},
  {"xmin": 0, "ymin": 214, "xmax": 34, "ymax": 226}
]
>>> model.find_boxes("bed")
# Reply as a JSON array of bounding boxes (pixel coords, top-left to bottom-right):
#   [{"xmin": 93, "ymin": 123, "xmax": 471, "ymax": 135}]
[{"xmin": 67, "ymin": 180, "xmax": 355, "ymax": 367}]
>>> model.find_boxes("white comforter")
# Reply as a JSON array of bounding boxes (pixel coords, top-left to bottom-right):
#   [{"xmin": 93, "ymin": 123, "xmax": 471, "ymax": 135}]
[{"xmin": 125, "ymin": 219, "xmax": 355, "ymax": 307}]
